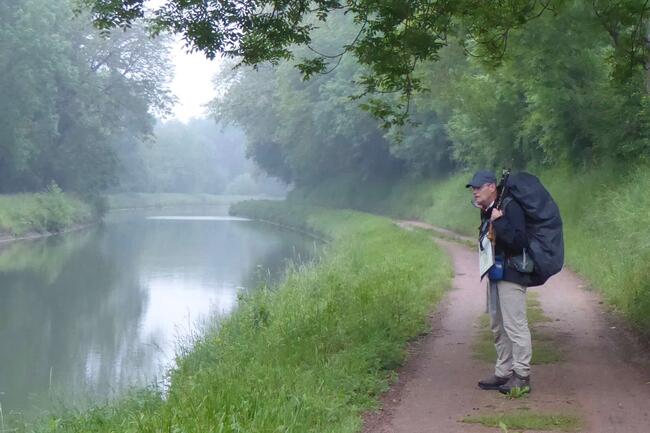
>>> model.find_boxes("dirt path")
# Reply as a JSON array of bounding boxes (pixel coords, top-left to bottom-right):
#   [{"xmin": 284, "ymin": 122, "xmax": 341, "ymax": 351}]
[{"xmin": 363, "ymin": 221, "xmax": 650, "ymax": 433}]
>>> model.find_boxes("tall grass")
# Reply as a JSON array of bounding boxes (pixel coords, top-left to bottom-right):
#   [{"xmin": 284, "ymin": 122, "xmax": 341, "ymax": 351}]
[
  {"xmin": 288, "ymin": 174, "xmax": 476, "ymax": 235},
  {"xmin": 541, "ymin": 165, "xmax": 650, "ymax": 331},
  {"xmin": 15, "ymin": 203, "xmax": 451, "ymax": 433},
  {"xmin": 0, "ymin": 186, "xmax": 95, "ymax": 237}
]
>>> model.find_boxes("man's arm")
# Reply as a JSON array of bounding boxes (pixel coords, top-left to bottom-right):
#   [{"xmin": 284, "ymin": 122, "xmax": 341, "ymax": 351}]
[{"xmin": 491, "ymin": 200, "xmax": 527, "ymax": 252}]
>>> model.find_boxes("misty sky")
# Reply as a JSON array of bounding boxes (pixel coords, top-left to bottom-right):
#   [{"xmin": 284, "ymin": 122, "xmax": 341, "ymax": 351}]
[
  {"xmin": 169, "ymin": 39, "xmax": 221, "ymax": 122},
  {"xmin": 145, "ymin": 0, "xmax": 221, "ymax": 122}
]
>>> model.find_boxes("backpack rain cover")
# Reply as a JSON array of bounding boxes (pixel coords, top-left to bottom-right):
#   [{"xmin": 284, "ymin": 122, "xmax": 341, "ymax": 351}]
[{"xmin": 506, "ymin": 172, "xmax": 564, "ymax": 286}]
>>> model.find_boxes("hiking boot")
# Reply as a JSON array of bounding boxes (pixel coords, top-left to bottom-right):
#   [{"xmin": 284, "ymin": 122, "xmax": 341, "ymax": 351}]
[
  {"xmin": 498, "ymin": 372, "xmax": 531, "ymax": 395},
  {"xmin": 478, "ymin": 374, "xmax": 511, "ymax": 390}
]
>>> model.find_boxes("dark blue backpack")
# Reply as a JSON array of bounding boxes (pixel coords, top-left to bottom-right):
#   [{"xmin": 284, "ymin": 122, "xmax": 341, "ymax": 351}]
[{"xmin": 503, "ymin": 172, "xmax": 564, "ymax": 286}]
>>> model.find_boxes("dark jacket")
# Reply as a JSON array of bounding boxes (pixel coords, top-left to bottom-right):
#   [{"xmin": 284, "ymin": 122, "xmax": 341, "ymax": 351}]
[{"xmin": 482, "ymin": 198, "xmax": 538, "ymax": 286}]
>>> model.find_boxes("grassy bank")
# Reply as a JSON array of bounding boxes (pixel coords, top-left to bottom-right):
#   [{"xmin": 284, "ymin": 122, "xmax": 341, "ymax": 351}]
[
  {"xmin": 0, "ymin": 187, "xmax": 95, "ymax": 238},
  {"xmin": 292, "ymin": 164, "xmax": 650, "ymax": 334},
  {"xmin": 15, "ymin": 202, "xmax": 451, "ymax": 433},
  {"xmin": 288, "ymin": 175, "xmax": 476, "ymax": 235},
  {"xmin": 105, "ymin": 192, "xmax": 277, "ymax": 210}
]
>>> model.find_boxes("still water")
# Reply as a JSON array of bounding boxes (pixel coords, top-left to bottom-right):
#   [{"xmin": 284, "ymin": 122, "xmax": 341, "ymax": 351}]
[{"xmin": 0, "ymin": 206, "xmax": 317, "ymax": 414}]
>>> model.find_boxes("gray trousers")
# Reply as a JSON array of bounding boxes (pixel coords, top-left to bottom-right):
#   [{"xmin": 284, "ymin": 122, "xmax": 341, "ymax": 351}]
[{"xmin": 487, "ymin": 280, "xmax": 532, "ymax": 378}]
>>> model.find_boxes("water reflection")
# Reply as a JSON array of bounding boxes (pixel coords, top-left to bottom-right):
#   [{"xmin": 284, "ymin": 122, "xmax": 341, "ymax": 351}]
[{"xmin": 0, "ymin": 208, "xmax": 316, "ymax": 414}]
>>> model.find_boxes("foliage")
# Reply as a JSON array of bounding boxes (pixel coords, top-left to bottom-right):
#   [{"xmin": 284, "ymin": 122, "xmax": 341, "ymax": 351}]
[
  {"xmin": 35, "ymin": 182, "xmax": 76, "ymax": 232},
  {"xmin": 0, "ymin": 189, "xmax": 94, "ymax": 237},
  {"xmin": 82, "ymin": 0, "xmax": 650, "ymax": 127},
  {"xmin": 117, "ymin": 119, "xmax": 259, "ymax": 193},
  {"xmin": 441, "ymin": 2, "xmax": 650, "ymax": 168},
  {"xmin": 11, "ymin": 203, "xmax": 451, "ymax": 433},
  {"xmin": 540, "ymin": 165, "xmax": 650, "ymax": 332},
  {"xmin": 114, "ymin": 119, "xmax": 287, "ymax": 196},
  {"xmin": 212, "ymin": 42, "xmax": 406, "ymax": 185},
  {"xmin": 205, "ymin": 2, "xmax": 650, "ymax": 192},
  {"xmin": 0, "ymin": 0, "xmax": 173, "ymax": 194}
]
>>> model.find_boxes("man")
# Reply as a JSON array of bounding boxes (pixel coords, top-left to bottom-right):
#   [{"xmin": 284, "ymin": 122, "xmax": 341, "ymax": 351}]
[{"xmin": 466, "ymin": 170, "xmax": 532, "ymax": 395}]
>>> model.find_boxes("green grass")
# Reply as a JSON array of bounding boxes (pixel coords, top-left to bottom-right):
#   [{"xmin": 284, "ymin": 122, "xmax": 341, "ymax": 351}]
[
  {"xmin": 288, "ymin": 175, "xmax": 476, "ymax": 235},
  {"xmin": 463, "ymin": 410, "xmax": 582, "ymax": 432},
  {"xmin": 0, "ymin": 186, "xmax": 95, "ymax": 237},
  {"xmin": 105, "ymin": 192, "xmax": 271, "ymax": 210},
  {"xmin": 12, "ymin": 201, "xmax": 451, "ymax": 433},
  {"xmin": 472, "ymin": 293, "xmax": 562, "ymax": 365},
  {"xmin": 539, "ymin": 165, "xmax": 650, "ymax": 333}
]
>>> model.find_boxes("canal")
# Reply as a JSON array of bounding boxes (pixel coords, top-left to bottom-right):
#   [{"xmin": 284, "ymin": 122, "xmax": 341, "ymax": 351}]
[{"xmin": 0, "ymin": 206, "xmax": 317, "ymax": 415}]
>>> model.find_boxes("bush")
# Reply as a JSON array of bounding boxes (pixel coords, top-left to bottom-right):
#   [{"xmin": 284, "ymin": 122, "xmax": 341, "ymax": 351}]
[
  {"xmin": 0, "ymin": 186, "xmax": 94, "ymax": 237},
  {"xmin": 36, "ymin": 182, "xmax": 73, "ymax": 232}
]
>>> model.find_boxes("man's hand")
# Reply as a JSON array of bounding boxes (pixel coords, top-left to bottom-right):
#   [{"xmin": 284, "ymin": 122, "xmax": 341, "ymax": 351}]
[{"xmin": 490, "ymin": 208, "xmax": 503, "ymax": 222}]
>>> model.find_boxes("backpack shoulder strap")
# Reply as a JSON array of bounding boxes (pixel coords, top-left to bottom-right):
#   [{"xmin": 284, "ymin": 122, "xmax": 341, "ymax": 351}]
[{"xmin": 499, "ymin": 195, "xmax": 513, "ymax": 210}]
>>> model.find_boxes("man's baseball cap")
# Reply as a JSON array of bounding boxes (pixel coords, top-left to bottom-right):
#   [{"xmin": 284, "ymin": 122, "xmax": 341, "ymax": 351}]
[{"xmin": 465, "ymin": 170, "xmax": 496, "ymax": 188}]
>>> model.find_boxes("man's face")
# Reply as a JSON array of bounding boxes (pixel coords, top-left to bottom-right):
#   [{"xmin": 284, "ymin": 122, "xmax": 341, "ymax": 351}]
[{"xmin": 471, "ymin": 182, "xmax": 497, "ymax": 209}]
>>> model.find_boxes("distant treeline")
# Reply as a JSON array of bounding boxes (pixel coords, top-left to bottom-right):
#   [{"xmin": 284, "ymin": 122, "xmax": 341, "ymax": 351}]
[
  {"xmin": 213, "ymin": 3, "xmax": 650, "ymax": 185},
  {"xmin": 115, "ymin": 119, "xmax": 286, "ymax": 196}
]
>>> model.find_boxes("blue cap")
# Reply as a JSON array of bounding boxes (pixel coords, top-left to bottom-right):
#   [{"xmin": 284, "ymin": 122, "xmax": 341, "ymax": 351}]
[{"xmin": 466, "ymin": 170, "xmax": 496, "ymax": 188}]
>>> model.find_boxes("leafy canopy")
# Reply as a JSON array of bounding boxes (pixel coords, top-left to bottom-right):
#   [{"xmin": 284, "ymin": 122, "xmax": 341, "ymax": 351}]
[{"xmin": 79, "ymin": 0, "xmax": 587, "ymax": 125}]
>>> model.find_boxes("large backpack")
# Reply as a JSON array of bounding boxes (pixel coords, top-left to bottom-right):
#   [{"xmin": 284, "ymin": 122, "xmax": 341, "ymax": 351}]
[{"xmin": 502, "ymin": 172, "xmax": 564, "ymax": 286}]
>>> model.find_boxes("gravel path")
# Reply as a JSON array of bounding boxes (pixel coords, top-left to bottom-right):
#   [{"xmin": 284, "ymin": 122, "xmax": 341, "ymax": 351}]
[{"xmin": 363, "ymin": 221, "xmax": 650, "ymax": 433}]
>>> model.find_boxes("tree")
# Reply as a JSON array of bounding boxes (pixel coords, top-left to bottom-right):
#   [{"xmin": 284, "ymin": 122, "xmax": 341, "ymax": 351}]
[
  {"xmin": 212, "ymin": 50, "xmax": 404, "ymax": 185},
  {"xmin": 0, "ymin": 0, "xmax": 174, "ymax": 193},
  {"xmin": 443, "ymin": 1, "xmax": 650, "ymax": 167}
]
